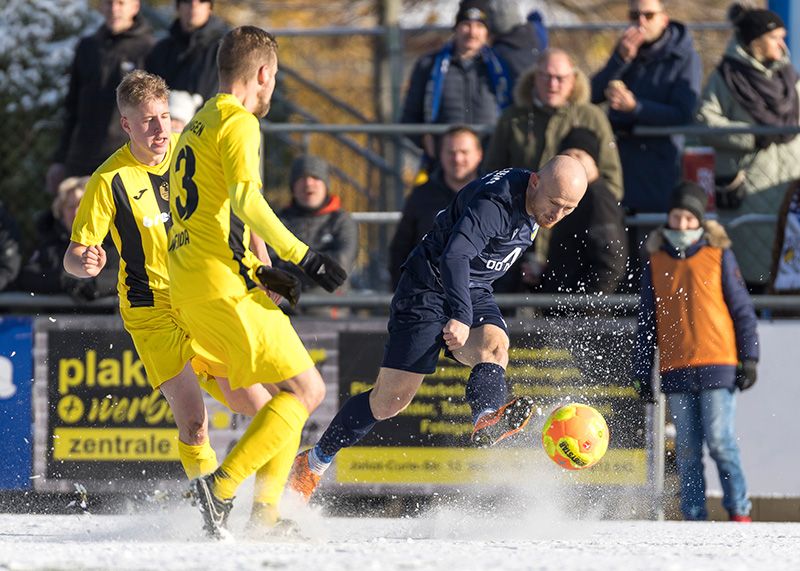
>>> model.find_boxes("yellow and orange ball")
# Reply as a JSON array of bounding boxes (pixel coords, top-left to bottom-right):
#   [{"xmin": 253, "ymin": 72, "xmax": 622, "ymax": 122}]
[{"xmin": 542, "ymin": 403, "xmax": 609, "ymax": 470}]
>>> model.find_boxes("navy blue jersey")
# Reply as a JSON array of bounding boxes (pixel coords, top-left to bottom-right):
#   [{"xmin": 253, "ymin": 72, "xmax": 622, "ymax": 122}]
[{"xmin": 402, "ymin": 168, "xmax": 539, "ymax": 325}]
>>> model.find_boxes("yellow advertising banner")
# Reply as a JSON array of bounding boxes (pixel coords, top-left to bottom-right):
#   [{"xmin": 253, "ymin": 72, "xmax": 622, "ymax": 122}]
[
  {"xmin": 336, "ymin": 447, "xmax": 647, "ymax": 486},
  {"xmin": 52, "ymin": 428, "xmax": 179, "ymax": 462}
]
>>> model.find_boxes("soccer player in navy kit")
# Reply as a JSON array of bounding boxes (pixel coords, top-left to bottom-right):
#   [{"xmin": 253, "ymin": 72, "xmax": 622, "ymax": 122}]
[{"xmin": 288, "ymin": 155, "xmax": 588, "ymax": 501}]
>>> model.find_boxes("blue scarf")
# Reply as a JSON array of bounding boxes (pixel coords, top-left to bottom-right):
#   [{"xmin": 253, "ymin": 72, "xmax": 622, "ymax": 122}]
[{"xmin": 423, "ymin": 42, "xmax": 511, "ymax": 123}]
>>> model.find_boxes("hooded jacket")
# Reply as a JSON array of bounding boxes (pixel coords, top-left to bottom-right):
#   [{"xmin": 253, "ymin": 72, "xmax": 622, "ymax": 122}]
[
  {"xmin": 273, "ymin": 195, "xmax": 358, "ymax": 294},
  {"xmin": 591, "ymin": 22, "xmax": 702, "ymax": 213},
  {"xmin": 634, "ymin": 220, "xmax": 759, "ymax": 394},
  {"xmin": 53, "ymin": 17, "xmax": 154, "ymax": 176},
  {"xmin": 484, "ymin": 66, "xmax": 624, "ymax": 201},
  {"xmin": 145, "ymin": 15, "xmax": 229, "ymax": 102},
  {"xmin": 697, "ymin": 38, "xmax": 800, "ymax": 287}
]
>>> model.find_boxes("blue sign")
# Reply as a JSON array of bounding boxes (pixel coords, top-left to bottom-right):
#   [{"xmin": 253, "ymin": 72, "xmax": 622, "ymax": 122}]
[
  {"xmin": 769, "ymin": 1, "xmax": 799, "ymax": 69},
  {"xmin": 0, "ymin": 317, "xmax": 34, "ymax": 489}
]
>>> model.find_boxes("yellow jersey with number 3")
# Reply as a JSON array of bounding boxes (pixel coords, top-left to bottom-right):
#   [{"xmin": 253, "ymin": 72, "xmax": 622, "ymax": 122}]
[
  {"xmin": 167, "ymin": 93, "xmax": 308, "ymax": 306},
  {"xmin": 71, "ymin": 133, "xmax": 180, "ymax": 310}
]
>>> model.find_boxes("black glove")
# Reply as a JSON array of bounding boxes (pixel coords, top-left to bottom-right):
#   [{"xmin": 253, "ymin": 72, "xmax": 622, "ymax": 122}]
[
  {"xmin": 255, "ymin": 265, "xmax": 301, "ymax": 307},
  {"xmin": 736, "ymin": 360, "xmax": 758, "ymax": 391},
  {"xmin": 632, "ymin": 378, "xmax": 656, "ymax": 403},
  {"xmin": 298, "ymin": 249, "xmax": 347, "ymax": 293}
]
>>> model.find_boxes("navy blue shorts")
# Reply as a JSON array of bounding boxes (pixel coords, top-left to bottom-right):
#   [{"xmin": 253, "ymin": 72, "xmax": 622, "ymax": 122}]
[{"xmin": 381, "ymin": 272, "xmax": 508, "ymax": 375}]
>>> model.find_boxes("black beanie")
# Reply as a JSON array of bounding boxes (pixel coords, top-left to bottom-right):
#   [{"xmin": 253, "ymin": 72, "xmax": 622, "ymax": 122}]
[
  {"xmin": 669, "ymin": 181, "xmax": 707, "ymax": 222},
  {"xmin": 730, "ymin": 4, "xmax": 785, "ymax": 46},
  {"xmin": 290, "ymin": 155, "xmax": 330, "ymax": 188},
  {"xmin": 455, "ymin": 0, "xmax": 492, "ymax": 28},
  {"xmin": 558, "ymin": 128, "xmax": 601, "ymax": 164}
]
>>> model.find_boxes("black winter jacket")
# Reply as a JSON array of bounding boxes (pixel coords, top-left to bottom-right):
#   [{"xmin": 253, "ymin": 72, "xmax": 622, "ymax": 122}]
[
  {"xmin": 388, "ymin": 171, "xmax": 459, "ymax": 289},
  {"xmin": 16, "ymin": 211, "xmax": 118, "ymax": 302},
  {"xmin": 0, "ymin": 203, "xmax": 21, "ymax": 292},
  {"xmin": 145, "ymin": 16, "xmax": 228, "ymax": 101},
  {"xmin": 492, "ymin": 22, "xmax": 542, "ymax": 86},
  {"xmin": 54, "ymin": 18, "xmax": 154, "ymax": 176},
  {"xmin": 541, "ymin": 178, "xmax": 627, "ymax": 295},
  {"xmin": 273, "ymin": 196, "xmax": 358, "ymax": 294}
]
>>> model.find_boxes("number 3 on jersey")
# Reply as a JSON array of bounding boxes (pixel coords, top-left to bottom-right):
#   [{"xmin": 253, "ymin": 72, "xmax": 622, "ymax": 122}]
[{"xmin": 174, "ymin": 146, "xmax": 199, "ymax": 220}]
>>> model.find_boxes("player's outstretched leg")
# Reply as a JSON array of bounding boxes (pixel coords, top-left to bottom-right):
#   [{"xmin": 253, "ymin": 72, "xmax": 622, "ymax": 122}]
[
  {"xmin": 287, "ymin": 388, "xmax": 377, "ymax": 502},
  {"xmin": 471, "ymin": 395, "xmax": 535, "ymax": 447},
  {"xmin": 190, "ymin": 474, "xmax": 234, "ymax": 539}
]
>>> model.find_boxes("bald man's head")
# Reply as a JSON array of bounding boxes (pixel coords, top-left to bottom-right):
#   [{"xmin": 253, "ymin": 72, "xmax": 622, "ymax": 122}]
[{"xmin": 526, "ymin": 155, "xmax": 588, "ymax": 228}]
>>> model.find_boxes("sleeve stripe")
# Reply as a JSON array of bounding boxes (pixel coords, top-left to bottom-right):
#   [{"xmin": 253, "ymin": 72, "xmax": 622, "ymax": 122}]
[{"xmin": 228, "ymin": 211, "xmax": 257, "ymax": 290}]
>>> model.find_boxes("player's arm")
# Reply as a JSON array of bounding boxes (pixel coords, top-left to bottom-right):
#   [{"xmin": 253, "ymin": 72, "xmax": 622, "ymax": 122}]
[
  {"xmin": 64, "ymin": 241, "xmax": 107, "ymax": 278},
  {"xmin": 439, "ymin": 196, "xmax": 509, "ymax": 344},
  {"xmin": 63, "ymin": 175, "xmax": 114, "ymax": 279},
  {"xmin": 221, "ymin": 113, "xmax": 346, "ymax": 291}
]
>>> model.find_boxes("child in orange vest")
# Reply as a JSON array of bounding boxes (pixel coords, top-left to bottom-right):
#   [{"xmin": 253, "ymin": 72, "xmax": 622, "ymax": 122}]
[{"xmin": 633, "ymin": 181, "xmax": 759, "ymax": 521}]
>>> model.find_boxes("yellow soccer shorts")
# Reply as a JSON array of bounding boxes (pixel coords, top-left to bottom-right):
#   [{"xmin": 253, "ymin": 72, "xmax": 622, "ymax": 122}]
[
  {"xmin": 175, "ymin": 289, "xmax": 314, "ymax": 391},
  {"xmin": 121, "ymin": 304, "xmax": 197, "ymax": 389}
]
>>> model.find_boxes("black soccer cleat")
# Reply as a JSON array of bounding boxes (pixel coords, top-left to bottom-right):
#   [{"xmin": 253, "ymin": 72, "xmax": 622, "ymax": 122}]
[
  {"xmin": 190, "ymin": 474, "xmax": 234, "ymax": 540},
  {"xmin": 471, "ymin": 396, "xmax": 535, "ymax": 448}
]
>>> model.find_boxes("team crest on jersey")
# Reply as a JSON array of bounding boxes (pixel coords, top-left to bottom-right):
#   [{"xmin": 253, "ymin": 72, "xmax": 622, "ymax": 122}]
[{"xmin": 159, "ymin": 181, "xmax": 169, "ymax": 201}]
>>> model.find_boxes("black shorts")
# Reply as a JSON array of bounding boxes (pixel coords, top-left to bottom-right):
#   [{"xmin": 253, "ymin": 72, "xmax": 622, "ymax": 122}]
[{"xmin": 381, "ymin": 272, "xmax": 508, "ymax": 375}]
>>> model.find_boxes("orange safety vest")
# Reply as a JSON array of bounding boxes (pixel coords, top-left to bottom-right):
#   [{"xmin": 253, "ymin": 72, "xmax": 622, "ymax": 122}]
[{"xmin": 650, "ymin": 247, "xmax": 738, "ymax": 373}]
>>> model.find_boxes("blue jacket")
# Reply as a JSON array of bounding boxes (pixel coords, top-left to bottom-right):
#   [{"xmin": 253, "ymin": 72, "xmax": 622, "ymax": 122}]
[
  {"xmin": 591, "ymin": 22, "xmax": 702, "ymax": 213},
  {"xmin": 634, "ymin": 221, "xmax": 759, "ymax": 394}
]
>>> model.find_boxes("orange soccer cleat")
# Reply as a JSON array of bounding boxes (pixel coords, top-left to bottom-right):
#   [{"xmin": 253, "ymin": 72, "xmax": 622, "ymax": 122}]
[
  {"xmin": 287, "ymin": 450, "xmax": 321, "ymax": 503},
  {"xmin": 471, "ymin": 396, "xmax": 535, "ymax": 447}
]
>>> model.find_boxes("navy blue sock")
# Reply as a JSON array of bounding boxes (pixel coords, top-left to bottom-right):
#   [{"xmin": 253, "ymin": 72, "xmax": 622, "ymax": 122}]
[
  {"xmin": 314, "ymin": 389, "xmax": 378, "ymax": 462},
  {"xmin": 465, "ymin": 363, "xmax": 508, "ymax": 423}
]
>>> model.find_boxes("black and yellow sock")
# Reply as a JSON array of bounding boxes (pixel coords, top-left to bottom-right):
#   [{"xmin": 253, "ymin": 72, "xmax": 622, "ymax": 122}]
[
  {"xmin": 212, "ymin": 392, "xmax": 308, "ymax": 500},
  {"xmin": 177, "ymin": 439, "xmax": 218, "ymax": 480}
]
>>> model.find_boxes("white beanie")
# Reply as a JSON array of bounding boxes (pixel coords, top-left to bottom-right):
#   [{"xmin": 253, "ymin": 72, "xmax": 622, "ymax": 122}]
[{"xmin": 169, "ymin": 90, "xmax": 203, "ymax": 126}]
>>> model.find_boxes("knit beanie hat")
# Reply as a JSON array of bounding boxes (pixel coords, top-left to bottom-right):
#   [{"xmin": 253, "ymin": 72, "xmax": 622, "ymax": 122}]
[
  {"xmin": 669, "ymin": 181, "xmax": 707, "ymax": 222},
  {"xmin": 729, "ymin": 3, "xmax": 785, "ymax": 45},
  {"xmin": 558, "ymin": 128, "xmax": 601, "ymax": 164},
  {"xmin": 168, "ymin": 90, "xmax": 203, "ymax": 127},
  {"xmin": 455, "ymin": 0, "xmax": 492, "ymax": 29},
  {"xmin": 290, "ymin": 155, "xmax": 330, "ymax": 188}
]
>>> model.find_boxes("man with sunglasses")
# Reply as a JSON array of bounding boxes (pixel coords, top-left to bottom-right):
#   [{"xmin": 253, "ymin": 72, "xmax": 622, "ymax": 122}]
[{"xmin": 591, "ymin": 0, "xmax": 701, "ymax": 218}]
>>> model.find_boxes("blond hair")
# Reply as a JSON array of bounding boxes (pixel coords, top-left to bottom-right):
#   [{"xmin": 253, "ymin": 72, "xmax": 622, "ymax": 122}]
[
  {"xmin": 217, "ymin": 26, "xmax": 278, "ymax": 85},
  {"xmin": 116, "ymin": 70, "xmax": 169, "ymax": 113},
  {"xmin": 53, "ymin": 176, "xmax": 89, "ymax": 220}
]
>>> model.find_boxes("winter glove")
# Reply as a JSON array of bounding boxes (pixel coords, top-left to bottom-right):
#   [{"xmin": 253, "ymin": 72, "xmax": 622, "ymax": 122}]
[
  {"xmin": 632, "ymin": 378, "xmax": 656, "ymax": 403},
  {"xmin": 255, "ymin": 265, "xmax": 301, "ymax": 307},
  {"xmin": 298, "ymin": 249, "xmax": 347, "ymax": 293},
  {"xmin": 735, "ymin": 360, "xmax": 758, "ymax": 391}
]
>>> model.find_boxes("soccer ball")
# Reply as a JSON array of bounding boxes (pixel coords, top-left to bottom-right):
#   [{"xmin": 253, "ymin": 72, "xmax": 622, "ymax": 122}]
[{"xmin": 541, "ymin": 403, "xmax": 609, "ymax": 470}]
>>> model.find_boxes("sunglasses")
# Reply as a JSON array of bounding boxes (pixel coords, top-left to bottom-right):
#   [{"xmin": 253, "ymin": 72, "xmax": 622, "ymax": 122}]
[{"xmin": 629, "ymin": 10, "xmax": 662, "ymax": 21}]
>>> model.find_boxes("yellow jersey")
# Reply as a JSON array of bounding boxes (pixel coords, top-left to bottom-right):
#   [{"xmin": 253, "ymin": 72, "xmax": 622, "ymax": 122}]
[
  {"xmin": 71, "ymin": 134, "xmax": 181, "ymax": 310},
  {"xmin": 167, "ymin": 93, "xmax": 308, "ymax": 305}
]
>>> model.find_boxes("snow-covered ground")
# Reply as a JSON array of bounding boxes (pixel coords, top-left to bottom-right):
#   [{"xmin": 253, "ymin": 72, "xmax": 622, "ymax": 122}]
[{"xmin": 1, "ymin": 505, "xmax": 798, "ymax": 571}]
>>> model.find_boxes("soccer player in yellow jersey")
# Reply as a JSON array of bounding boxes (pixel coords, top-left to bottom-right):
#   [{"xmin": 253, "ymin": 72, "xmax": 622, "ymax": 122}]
[
  {"xmin": 63, "ymin": 70, "xmax": 272, "ymax": 491},
  {"xmin": 167, "ymin": 26, "xmax": 347, "ymax": 537}
]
